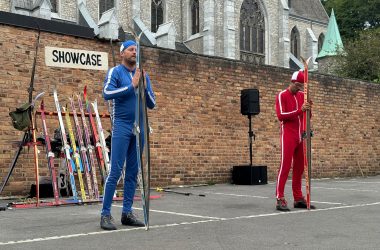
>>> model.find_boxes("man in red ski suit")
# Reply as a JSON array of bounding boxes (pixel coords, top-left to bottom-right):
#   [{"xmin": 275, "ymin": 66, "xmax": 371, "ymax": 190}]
[{"xmin": 275, "ymin": 70, "xmax": 315, "ymax": 211}]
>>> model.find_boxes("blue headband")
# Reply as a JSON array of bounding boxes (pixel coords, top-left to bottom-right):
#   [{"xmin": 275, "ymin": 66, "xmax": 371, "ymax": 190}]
[{"xmin": 120, "ymin": 40, "xmax": 137, "ymax": 52}]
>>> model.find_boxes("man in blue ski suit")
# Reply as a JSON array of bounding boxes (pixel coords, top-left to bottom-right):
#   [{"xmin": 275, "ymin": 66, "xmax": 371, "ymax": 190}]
[{"xmin": 100, "ymin": 40, "xmax": 156, "ymax": 230}]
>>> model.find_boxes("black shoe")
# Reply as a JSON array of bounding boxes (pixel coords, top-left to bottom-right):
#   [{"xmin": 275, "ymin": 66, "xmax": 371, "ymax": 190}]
[
  {"xmin": 276, "ymin": 198, "xmax": 290, "ymax": 212},
  {"xmin": 121, "ymin": 212, "xmax": 145, "ymax": 227},
  {"xmin": 100, "ymin": 215, "xmax": 117, "ymax": 230},
  {"xmin": 294, "ymin": 199, "xmax": 316, "ymax": 209}
]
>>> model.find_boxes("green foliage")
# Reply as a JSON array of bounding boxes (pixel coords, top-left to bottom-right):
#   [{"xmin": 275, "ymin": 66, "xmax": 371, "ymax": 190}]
[
  {"xmin": 334, "ymin": 28, "xmax": 380, "ymax": 82},
  {"xmin": 321, "ymin": 0, "xmax": 380, "ymax": 41}
]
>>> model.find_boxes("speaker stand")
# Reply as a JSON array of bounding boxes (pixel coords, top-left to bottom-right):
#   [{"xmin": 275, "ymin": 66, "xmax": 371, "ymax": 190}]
[
  {"xmin": 248, "ymin": 115, "xmax": 255, "ymax": 166},
  {"xmin": 231, "ymin": 114, "xmax": 267, "ymax": 185}
]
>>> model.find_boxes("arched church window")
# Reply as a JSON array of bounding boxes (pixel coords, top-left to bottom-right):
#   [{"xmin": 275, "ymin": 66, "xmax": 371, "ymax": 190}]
[
  {"xmin": 290, "ymin": 26, "xmax": 300, "ymax": 59},
  {"xmin": 240, "ymin": 0, "xmax": 265, "ymax": 63},
  {"xmin": 99, "ymin": 0, "xmax": 114, "ymax": 15},
  {"xmin": 191, "ymin": 0, "xmax": 199, "ymax": 35},
  {"xmin": 318, "ymin": 33, "xmax": 325, "ymax": 53},
  {"xmin": 50, "ymin": 0, "xmax": 58, "ymax": 13},
  {"xmin": 151, "ymin": 0, "xmax": 164, "ymax": 33}
]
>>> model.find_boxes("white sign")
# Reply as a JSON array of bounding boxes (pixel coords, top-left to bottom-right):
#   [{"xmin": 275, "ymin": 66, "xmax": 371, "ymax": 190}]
[{"xmin": 45, "ymin": 46, "xmax": 108, "ymax": 70}]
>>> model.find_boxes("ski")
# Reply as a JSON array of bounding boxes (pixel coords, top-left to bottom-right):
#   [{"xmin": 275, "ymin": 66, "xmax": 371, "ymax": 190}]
[
  {"xmin": 91, "ymin": 100, "xmax": 111, "ymax": 177},
  {"xmin": 108, "ymin": 38, "xmax": 116, "ymax": 128},
  {"xmin": 139, "ymin": 50, "xmax": 152, "ymax": 230},
  {"xmin": 77, "ymin": 93, "xmax": 100, "ymax": 199},
  {"xmin": 64, "ymin": 105, "xmax": 87, "ymax": 201},
  {"xmin": 84, "ymin": 86, "xmax": 107, "ymax": 186},
  {"xmin": 40, "ymin": 100, "xmax": 60, "ymax": 205},
  {"xmin": 53, "ymin": 90, "xmax": 78, "ymax": 201},
  {"xmin": 29, "ymin": 26, "xmax": 42, "ymax": 207},
  {"xmin": 130, "ymin": 28, "xmax": 151, "ymax": 230},
  {"xmin": 109, "ymin": 38, "xmax": 126, "ymax": 193},
  {"xmin": 69, "ymin": 96, "xmax": 94, "ymax": 200},
  {"xmin": 301, "ymin": 56, "xmax": 312, "ymax": 210},
  {"xmin": 30, "ymin": 92, "xmax": 45, "ymax": 206}
]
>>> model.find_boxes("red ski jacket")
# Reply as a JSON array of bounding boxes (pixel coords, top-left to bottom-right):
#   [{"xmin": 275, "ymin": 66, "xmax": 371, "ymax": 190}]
[{"xmin": 275, "ymin": 88, "xmax": 306, "ymax": 142}]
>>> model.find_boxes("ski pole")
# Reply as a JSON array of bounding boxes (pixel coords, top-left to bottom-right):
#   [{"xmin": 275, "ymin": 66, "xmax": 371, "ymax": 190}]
[{"xmin": 156, "ymin": 188, "xmax": 206, "ymax": 197}]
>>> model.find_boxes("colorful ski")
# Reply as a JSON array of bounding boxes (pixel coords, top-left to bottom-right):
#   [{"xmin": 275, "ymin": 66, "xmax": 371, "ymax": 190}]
[
  {"xmin": 69, "ymin": 96, "xmax": 94, "ymax": 200},
  {"xmin": 91, "ymin": 100, "xmax": 111, "ymax": 176},
  {"xmin": 84, "ymin": 86, "xmax": 107, "ymax": 186},
  {"xmin": 301, "ymin": 56, "xmax": 312, "ymax": 210},
  {"xmin": 77, "ymin": 93, "xmax": 100, "ymax": 199},
  {"xmin": 109, "ymin": 39, "xmax": 125, "ymax": 191},
  {"xmin": 40, "ymin": 100, "xmax": 60, "ymax": 205},
  {"xmin": 64, "ymin": 105, "xmax": 87, "ymax": 201},
  {"xmin": 53, "ymin": 90, "xmax": 78, "ymax": 201}
]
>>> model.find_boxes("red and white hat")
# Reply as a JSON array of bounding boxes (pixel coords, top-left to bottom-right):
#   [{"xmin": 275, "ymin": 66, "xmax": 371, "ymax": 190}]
[{"xmin": 291, "ymin": 70, "xmax": 305, "ymax": 83}]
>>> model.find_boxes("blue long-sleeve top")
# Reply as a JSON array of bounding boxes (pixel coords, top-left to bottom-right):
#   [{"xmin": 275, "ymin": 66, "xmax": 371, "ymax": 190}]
[{"xmin": 103, "ymin": 64, "xmax": 156, "ymax": 124}]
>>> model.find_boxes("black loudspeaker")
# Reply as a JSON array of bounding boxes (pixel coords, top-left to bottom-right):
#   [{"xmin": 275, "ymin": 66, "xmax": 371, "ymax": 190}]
[
  {"xmin": 232, "ymin": 165, "xmax": 267, "ymax": 185},
  {"xmin": 241, "ymin": 89, "xmax": 260, "ymax": 116}
]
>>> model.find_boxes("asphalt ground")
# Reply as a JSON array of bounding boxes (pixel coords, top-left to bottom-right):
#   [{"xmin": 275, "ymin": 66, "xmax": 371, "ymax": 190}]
[{"xmin": 0, "ymin": 176, "xmax": 379, "ymax": 250}]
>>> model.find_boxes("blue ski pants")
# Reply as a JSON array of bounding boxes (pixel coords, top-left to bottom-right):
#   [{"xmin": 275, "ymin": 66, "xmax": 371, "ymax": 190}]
[{"xmin": 101, "ymin": 123, "xmax": 143, "ymax": 216}]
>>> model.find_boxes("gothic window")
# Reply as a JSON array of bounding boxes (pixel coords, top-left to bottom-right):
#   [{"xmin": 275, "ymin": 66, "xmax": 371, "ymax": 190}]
[
  {"xmin": 190, "ymin": 0, "xmax": 199, "ymax": 35},
  {"xmin": 288, "ymin": 0, "xmax": 291, "ymax": 8},
  {"xmin": 99, "ymin": 0, "xmax": 114, "ymax": 15},
  {"xmin": 240, "ymin": 0, "xmax": 265, "ymax": 55},
  {"xmin": 151, "ymin": 0, "xmax": 164, "ymax": 33},
  {"xmin": 290, "ymin": 26, "xmax": 300, "ymax": 59},
  {"xmin": 318, "ymin": 33, "xmax": 325, "ymax": 53},
  {"xmin": 50, "ymin": 0, "xmax": 58, "ymax": 13}
]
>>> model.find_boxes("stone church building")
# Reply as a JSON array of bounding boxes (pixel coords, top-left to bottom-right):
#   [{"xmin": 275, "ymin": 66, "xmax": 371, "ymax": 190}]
[{"xmin": 1, "ymin": 0, "xmax": 328, "ymax": 69}]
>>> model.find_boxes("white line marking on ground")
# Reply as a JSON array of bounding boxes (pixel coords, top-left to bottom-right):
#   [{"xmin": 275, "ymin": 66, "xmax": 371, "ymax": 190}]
[
  {"xmin": 204, "ymin": 192, "xmax": 268, "ymax": 199},
  {"xmin": 311, "ymin": 201, "xmax": 345, "ymax": 205},
  {"xmin": 204, "ymin": 191, "xmax": 345, "ymax": 205},
  {"xmin": 112, "ymin": 205, "xmax": 223, "ymax": 220},
  {"xmin": 334, "ymin": 181, "xmax": 380, "ymax": 184},
  {"xmin": 266, "ymin": 178, "xmax": 336, "ymax": 185},
  {"xmin": 313, "ymin": 187, "xmax": 378, "ymax": 193},
  {"xmin": 1, "ymin": 201, "xmax": 379, "ymax": 246},
  {"xmin": 0, "ymin": 220, "xmax": 217, "ymax": 246},
  {"xmin": 216, "ymin": 201, "xmax": 380, "ymax": 221}
]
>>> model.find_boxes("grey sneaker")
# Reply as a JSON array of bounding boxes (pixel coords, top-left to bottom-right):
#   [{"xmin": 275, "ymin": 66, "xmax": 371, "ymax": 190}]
[
  {"xmin": 121, "ymin": 212, "xmax": 145, "ymax": 227},
  {"xmin": 276, "ymin": 198, "xmax": 290, "ymax": 212},
  {"xmin": 100, "ymin": 215, "xmax": 117, "ymax": 230}
]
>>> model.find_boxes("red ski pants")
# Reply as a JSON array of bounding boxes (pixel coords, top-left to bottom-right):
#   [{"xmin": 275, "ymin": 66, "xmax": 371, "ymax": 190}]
[{"xmin": 276, "ymin": 129, "xmax": 304, "ymax": 200}]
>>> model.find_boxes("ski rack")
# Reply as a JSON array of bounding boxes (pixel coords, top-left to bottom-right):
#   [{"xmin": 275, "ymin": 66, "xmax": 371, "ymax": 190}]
[
  {"xmin": 3, "ymin": 96, "xmax": 161, "ymax": 210},
  {"xmin": 1, "ymin": 107, "xmax": 112, "ymax": 209},
  {"xmin": 31, "ymin": 108, "xmax": 110, "ymax": 207},
  {"xmin": 9, "ymin": 108, "xmax": 160, "ymax": 209}
]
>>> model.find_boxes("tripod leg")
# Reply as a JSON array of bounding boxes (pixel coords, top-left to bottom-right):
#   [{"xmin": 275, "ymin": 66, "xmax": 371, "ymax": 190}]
[{"xmin": 0, "ymin": 132, "xmax": 28, "ymax": 195}]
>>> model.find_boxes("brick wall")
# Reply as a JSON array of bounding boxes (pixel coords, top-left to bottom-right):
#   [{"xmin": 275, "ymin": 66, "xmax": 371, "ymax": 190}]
[{"xmin": 1, "ymin": 23, "xmax": 379, "ymax": 196}]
